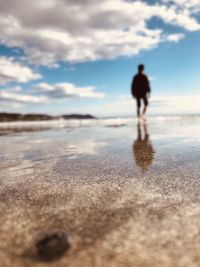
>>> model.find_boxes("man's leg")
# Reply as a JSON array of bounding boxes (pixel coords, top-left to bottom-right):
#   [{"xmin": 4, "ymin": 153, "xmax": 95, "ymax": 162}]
[
  {"xmin": 142, "ymin": 106, "xmax": 147, "ymax": 115},
  {"xmin": 136, "ymin": 98, "xmax": 141, "ymax": 118},
  {"xmin": 142, "ymin": 96, "xmax": 148, "ymax": 116}
]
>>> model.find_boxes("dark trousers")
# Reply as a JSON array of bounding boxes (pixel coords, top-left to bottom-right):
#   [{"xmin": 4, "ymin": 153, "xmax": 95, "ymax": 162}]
[{"xmin": 136, "ymin": 96, "xmax": 148, "ymax": 108}]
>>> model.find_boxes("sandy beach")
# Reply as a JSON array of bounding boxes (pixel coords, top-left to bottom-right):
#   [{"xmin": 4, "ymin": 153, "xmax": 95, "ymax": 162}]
[{"xmin": 1, "ymin": 116, "xmax": 200, "ymax": 267}]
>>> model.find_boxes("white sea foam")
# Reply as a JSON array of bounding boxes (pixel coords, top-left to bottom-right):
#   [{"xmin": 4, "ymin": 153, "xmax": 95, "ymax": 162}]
[{"xmin": 0, "ymin": 115, "xmax": 200, "ymax": 129}]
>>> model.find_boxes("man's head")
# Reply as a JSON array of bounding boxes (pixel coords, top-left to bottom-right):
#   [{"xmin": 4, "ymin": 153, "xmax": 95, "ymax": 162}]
[{"xmin": 138, "ymin": 64, "xmax": 144, "ymax": 73}]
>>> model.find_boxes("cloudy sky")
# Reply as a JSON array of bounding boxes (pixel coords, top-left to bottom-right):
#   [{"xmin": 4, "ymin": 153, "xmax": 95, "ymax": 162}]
[{"xmin": 0, "ymin": 0, "xmax": 200, "ymax": 117}]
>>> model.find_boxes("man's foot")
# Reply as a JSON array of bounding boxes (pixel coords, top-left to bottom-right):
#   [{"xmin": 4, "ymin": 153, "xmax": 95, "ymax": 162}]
[
  {"xmin": 141, "ymin": 115, "xmax": 147, "ymax": 122},
  {"xmin": 137, "ymin": 116, "xmax": 144, "ymax": 123}
]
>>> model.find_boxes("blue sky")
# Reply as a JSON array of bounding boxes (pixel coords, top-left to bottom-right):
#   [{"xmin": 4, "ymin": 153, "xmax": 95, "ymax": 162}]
[{"xmin": 0, "ymin": 0, "xmax": 200, "ymax": 117}]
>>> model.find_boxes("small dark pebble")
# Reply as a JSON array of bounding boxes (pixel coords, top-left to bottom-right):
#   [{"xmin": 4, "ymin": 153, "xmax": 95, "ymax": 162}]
[{"xmin": 36, "ymin": 232, "xmax": 70, "ymax": 262}]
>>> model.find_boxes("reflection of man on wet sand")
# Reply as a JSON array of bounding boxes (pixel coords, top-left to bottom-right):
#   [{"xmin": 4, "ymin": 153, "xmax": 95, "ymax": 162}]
[{"xmin": 133, "ymin": 122, "xmax": 155, "ymax": 172}]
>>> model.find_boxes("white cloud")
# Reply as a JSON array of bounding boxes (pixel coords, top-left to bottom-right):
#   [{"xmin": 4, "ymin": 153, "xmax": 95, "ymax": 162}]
[
  {"xmin": 165, "ymin": 33, "xmax": 185, "ymax": 42},
  {"xmin": 162, "ymin": 0, "xmax": 200, "ymax": 12},
  {"xmin": 0, "ymin": 82, "xmax": 105, "ymax": 107},
  {"xmin": 0, "ymin": 56, "xmax": 41, "ymax": 85},
  {"xmin": 0, "ymin": 87, "xmax": 48, "ymax": 105},
  {"xmin": 0, "ymin": 0, "xmax": 199, "ymax": 66},
  {"xmin": 33, "ymin": 83, "xmax": 105, "ymax": 99}
]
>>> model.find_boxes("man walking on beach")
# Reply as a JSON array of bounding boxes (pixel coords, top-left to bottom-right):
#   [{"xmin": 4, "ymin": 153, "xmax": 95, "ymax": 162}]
[{"xmin": 131, "ymin": 64, "xmax": 151, "ymax": 119}]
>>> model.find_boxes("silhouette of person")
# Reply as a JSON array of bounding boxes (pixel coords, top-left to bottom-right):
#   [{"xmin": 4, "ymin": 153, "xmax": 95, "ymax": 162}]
[
  {"xmin": 133, "ymin": 121, "xmax": 155, "ymax": 172},
  {"xmin": 131, "ymin": 64, "xmax": 151, "ymax": 119}
]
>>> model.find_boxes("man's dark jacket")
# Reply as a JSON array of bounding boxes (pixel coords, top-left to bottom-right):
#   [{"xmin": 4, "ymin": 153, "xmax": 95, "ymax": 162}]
[{"xmin": 131, "ymin": 73, "xmax": 151, "ymax": 98}]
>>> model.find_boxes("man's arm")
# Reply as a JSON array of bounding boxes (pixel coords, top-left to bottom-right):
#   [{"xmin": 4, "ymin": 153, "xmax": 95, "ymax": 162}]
[
  {"xmin": 131, "ymin": 76, "xmax": 136, "ymax": 97},
  {"xmin": 146, "ymin": 76, "xmax": 151, "ymax": 97}
]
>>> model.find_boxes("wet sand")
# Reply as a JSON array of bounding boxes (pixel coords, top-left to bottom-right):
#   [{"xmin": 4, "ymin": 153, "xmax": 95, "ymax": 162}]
[{"xmin": 1, "ymin": 117, "xmax": 200, "ymax": 267}]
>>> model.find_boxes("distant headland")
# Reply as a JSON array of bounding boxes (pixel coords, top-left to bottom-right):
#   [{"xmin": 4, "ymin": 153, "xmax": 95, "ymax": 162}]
[{"xmin": 0, "ymin": 113, "xmax": 97, "ymax": 122}]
